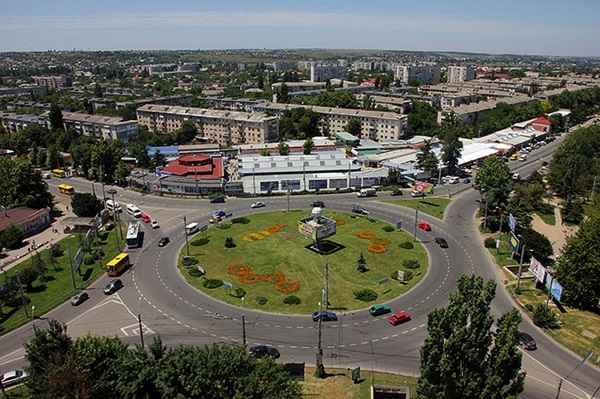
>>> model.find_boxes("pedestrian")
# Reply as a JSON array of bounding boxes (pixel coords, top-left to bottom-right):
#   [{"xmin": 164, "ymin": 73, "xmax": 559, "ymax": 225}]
[{"xmin": 66, "ymin": 205, "xmax": 69, "ymax": 211}]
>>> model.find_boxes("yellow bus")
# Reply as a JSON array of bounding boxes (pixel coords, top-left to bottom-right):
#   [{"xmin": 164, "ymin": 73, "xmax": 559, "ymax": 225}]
[
  {"xmin": 57, "ymin": 184, "xmax": 75, "ymax": 195},
  {"xmin": 105, "ymin": 253, "xmax": 130, "ymax": 277},
  {"xmin": 52, "ymin": 169, "xmax": 66, "ymax": 178}
]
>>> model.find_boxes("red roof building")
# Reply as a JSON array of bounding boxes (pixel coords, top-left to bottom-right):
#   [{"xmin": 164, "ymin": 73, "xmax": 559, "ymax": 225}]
[{"xmin": 161, "ymin": 154, "xmax": 224, "ymax": 179}]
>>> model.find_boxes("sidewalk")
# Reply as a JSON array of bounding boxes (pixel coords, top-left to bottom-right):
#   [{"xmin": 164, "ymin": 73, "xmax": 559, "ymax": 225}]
[
  {"xmin": 0, "ymin": 201, "xmax": 76, "ymax": 273},
  {"xmin": 529, "ymin": 201, "xmax": 577, "ymax": 259}
]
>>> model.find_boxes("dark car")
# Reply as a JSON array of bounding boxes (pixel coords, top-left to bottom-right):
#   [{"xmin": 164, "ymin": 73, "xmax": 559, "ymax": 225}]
[
  {"xmin": 390, "ymin": 189, "xmax": 403, "ymax": 196},
  {"xmin": 434, "ymin": 237, "xmax": 448, "ymax": 248},
  {"xmin": 519, "ymin": 332, "xmax": 537, "ymax": 350},
  {"xmin": 249, "ymin": 345, "xmax": 281, "ymax": 359},
  {"xmin": 310, "ymin": 200, "xmax": 325, "ymax": 207},
  {"xmin": 463, "ymin": 178, "xmax": 471, "ymax": 184},
  {"xmin": 312, "ymin": 310, "xmax": 338, "ymax": 322},
  {"xmin": 157, "ymin": 237, "xmax": 170, "ymax": 247},
  {"xmin": 212, "ymin": 210, "xmax": 227, "ymax": 218},
  {"xmin": 389, "ymin": 311, "xmax": 411, "ymax": 326},
  {"xmin": 210, "ymin": 196, "xmax": 226, "ymax": 203},
  {"xmin": 541, "ymin": 161, "xmax": 548, "ymax": 166},
  {"xmin": 103, "ymin": 278, "xmax": 123, "ymax": 295},
  {"xmin": 71, "ymin": 291, "xmax": 89, "ymax": 306}
]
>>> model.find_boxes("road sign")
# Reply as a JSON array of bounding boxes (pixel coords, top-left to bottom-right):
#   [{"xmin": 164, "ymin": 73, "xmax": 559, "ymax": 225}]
[
  {"xmin": 397, "ymin": 270, "xmax": 405, "ymax": 282},
  {"xmin": 396, "ymin": 220, "xmax": 402, "ymax": 229},
  {"xmin": 223, "ymin": 281, "xmax": 233, "ymax": 289},
  {"xmin": 352, "ymin": 367, "xmax": 360, "ymax": 383},
  {"xmin": 508, "ymin": 213, "xmax": 516, "ymax": 232}
]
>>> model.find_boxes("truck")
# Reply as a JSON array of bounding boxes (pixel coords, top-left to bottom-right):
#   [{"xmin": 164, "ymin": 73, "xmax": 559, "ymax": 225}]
[
  {"xmin": 356, "ymin": 188, "xmax": 377, "ymax": 197},
  {"xmin": 352, "ymin": 204, "xmax": 370, "ymax": 215}
]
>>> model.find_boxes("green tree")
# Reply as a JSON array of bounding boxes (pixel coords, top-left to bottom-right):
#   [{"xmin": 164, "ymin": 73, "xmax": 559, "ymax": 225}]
[
  {"xmin": 474, "ymin": 156, "xmax": 513, "ymax": 214},
  {"xmin": 440, "ymin": 132, "xmax": 463, "ymax": 176},
  {"xmin": 49, "ymin": 103, "xmax": 64, "ymax": 131},
  {"xmin": 279, "ymin": 108, "xmax": 321, "ymax": 139},
  {"xmin": 302, "ymin": 137, "xmax": 314, "ymax": 155},
  {"xmin": 174, "ymin": 120, "xmax": 198, "ymax": 144},
  {"xmin": 277, "ymin": 82, "xmax": 290, "ymax": 103},
  {"xmin": 345, "ymin": 118, "xmax": 362, "ymax": 137},
  {"xmin": 0, "ymin": 157, "xmax": 53, "ymax": 209},
  {"xmin": 71, "ymin": 192, "xmax": 104, "ymax": 217},
  {"xmin": 260, "ymin": 148, "xmax": 271, "ymax": 156},
  {"xmin": 127, "ymin": 142, "xmax": 151, "ymax": 168},
  {"xmin": 407, "ymin": 101, "xmax": 439, "ymax": 136},
  {"xmin": 417, "ymin": 274, "xmax": 525, "ymax": 399},
  {"xmin": 150, "ymin": 150, "xmax": 167, "ymax": 170},
  {"xmin": 0, "ymin": 224, "xmax": 26, "ymax": 250},
  {"xmin": 18, "ymin": 266, "xmax": 39, "ymax": 291},
  {"xmin": 517, "ymin": 227, "xmax": 553, "ymax": 263},
  {"xmin": 415, "ymin": 140, "xmax": 439, "ymax": 178},
  {"xmin": 277, "ymin": 141, "xmax": 290, "ymax": 156},
  {"xmin": 553, "ymin": 209, "xmax": 600, "ymax": 310}
]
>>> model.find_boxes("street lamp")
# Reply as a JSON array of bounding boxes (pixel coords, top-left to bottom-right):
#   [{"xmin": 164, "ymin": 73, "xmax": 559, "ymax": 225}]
[
  {"xmin": 482, "ymin": 190, "xmax": 489, "ymax": 231},
  {"xmin": 517, "ymin": 236, "xmax": 533, "ymax": 291},
  {"xmin": 497, "ymin": 207, "xmax": 504, "ymax": 254},
  {"xmin": 107, "ymin": 188, "xmax": 119, "ymax": 245}
]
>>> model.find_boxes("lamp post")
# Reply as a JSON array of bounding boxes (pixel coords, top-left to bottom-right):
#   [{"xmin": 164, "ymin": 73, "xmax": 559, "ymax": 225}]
[
  {"xmin": 107, "ymin": 188, "xmax": 119, "ymax": 245},
  {"xmin": 316, "ymin": 301, "xmax": 323, "ymax": 368},
  {"xmin": 413, "ymin": 202, "xmax": 419, "ymax": 242},
  {"xmin": 497, "ymin": 208, "xmax": 504, "ymax": 254},
  {"xmin": 482, "ymin": 192, "xmax": 489, "ymax": 231},
  {"xmin": 183, "ymin": 216, "xmax": 190, "ymax": 256},
  {"xmin": 517, "ymin": 237, "xmax": 532, "ymax": 291}
]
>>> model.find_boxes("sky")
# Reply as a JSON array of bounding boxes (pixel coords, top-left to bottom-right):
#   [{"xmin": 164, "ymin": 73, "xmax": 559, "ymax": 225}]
[{"xmin": 1, "ymin": 0, "xmax": 599, "ymax": 57}]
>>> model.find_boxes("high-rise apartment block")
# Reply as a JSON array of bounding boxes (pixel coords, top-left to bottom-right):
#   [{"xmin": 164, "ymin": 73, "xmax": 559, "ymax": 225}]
[
  {"xmin": 395, "ymin": 65, "xmax": 441, "ymax": 85},
  {"xmin": 447, "ymin": 66, "xmax": 475, "ymax": 83}
]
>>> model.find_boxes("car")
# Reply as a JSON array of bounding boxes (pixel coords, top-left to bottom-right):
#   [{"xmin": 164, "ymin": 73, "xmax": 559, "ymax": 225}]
[
  {"xmin": 463, "ymin": 178, "xmax": 471, "ymax": 184},
  {"xmin": 389, "ymin": 311, "xmax": 411, "ymax": 325},
  {"xmin": 310, "ymin": 200, "xmax": 325, "ymax": 207},
  {"xmin": 210, "ymin": 196, "xmax": 226, "ymax": 203},
  {"xmin": 71, "ymin": 291, "xmax": 89, "ymax": 306},
  {"xmin": 150, "ymin": 219, "xmax": 160, "ymax": 229},
  {"xmin": 369, "ymin": 304, "xmax": 391, "ymax": 316},
  {"xmin": 141, "ymin": 213, "xmax": 151, "ymax": 223},
  {"xmin": 248, "ymin": 345, "xmax": 281, "ymax": 359},
  {"xmin": 103, "ymin": 278, "xmax": 123, "ymax": 295},
  {"xmin": 434, "ymin": 237, "xmax": 448, "ymax": 248},
  {"xmin": 418, "ymin": 221, "xmax": 431, "ymax": 231},
  {"xmin": 541, "ymin": 161, "xmax": 548, "ymax": 166},
  {"xmin": 519, "ymin": 332, "xmax": 537, "ymax": 350},
  {"xmin": 390, "ymin": 189, "xmax": 403, "ymax": 196},
  {"xmin": 512, "ymin": 173, "xmax": 521, "ymax": 181},
  {"xmin": 1, "ymin": 370, "xmax": 28, "ymax": 387},
  {"xmin": 312, "ymin": 310, "xmax": 338, "ymax": 322},
  {"xmin": 157, "ymin": 237, "xmax": 170, "ymax": 247},
  {"xmin": 212, "ymin": 210, "xmax": 227, "ymax": 218},
  {"xmin": 411, "ymin": 190, "xmax": 425, "ymax": 198},
  {"xmin": 251, "ymin": 201, "xmax": 265, "ymax": 209}
]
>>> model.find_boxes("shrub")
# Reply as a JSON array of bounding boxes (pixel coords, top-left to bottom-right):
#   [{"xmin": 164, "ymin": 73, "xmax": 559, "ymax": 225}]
[
  {"xmin": 188, "ymin": 257, "xmax": 199, "ymax": 265},
  {"xmin": 188, "ymin": 268, "xmax": 203, "ymax": 277},
  {"xmin": 191, "ymin": 237, "xmax": 210, "ymax": 246},
  {"xmin": 399, "ymin": 241, "xmax": 414, "ymax": 249},
  {"xmin": 51, "ymin": 244, "xmax": 64, "ymax": 257},
  {"xmin": 232, "ymin": 217, "xmax": 250, "ymax": 224},
  {"xmin": 525, "ymin": 304, "xmax": 534, "ymax": 312},
  {"xmin": 202, "ymin": 279, "xmax": 223, "ymax": 289},
  {"xmin": 283, "ymin": 295, "xmax": 301, "ymax": 305},
  {"xmin": 532, "ymin": 304, "xmax": 559, "ymax": 329},
  {"xmin": 217, "ymin": 222, "xmax": 232, "ymax": 229},
  {"xmin": 403, "ymin": 270, "xmax": 414, "ymax": 281},
  {"xmin": 233, "ymin": 287, "xmax": 246, "ymax": 298},
  {"xmin": 256, "ymin": 296, "xmax": 268, "ymax": 305},
  {"xmin": 224, "ymin": 237, "xmax": 236, "ymax": 248},
  {"xmin": 484, "ymin": 237, "xmax": 497, "ymax": 248},
  {"xmin": 354, "ymin": 288, "xmax": 378, "ymax": 302},
  {"xmin": 314, "ymin": 364, "xmax": 326, "ymax": 379},
  {"xmin": 83, "ymin": 255, "xmax": 95, "ymax": 265},
  {"xmin": 403, "ymin": 259, "xmax": 419, "ymax": 269},
  {"xmin": 382, "ymin": 225, "xmax": 395, "ymax": 232}
]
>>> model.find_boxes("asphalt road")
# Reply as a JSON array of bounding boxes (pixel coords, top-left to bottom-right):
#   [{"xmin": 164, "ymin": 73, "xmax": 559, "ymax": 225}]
[{"xmin": 1, "ymin": 136, "xmax": 599, "ymax": 398}]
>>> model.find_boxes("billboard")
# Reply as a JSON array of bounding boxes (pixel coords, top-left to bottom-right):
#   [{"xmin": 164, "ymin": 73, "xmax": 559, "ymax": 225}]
[
  {"xmin": 413, "ymin": 181, "xmax": 433, "ymax": 193},
  {"xmin": 528, "ymin": 257, "xmax": 546, "ymax": 283},
  {"xmin": 508, "ymin": 213, "xmax": 516, "ymax": 232},
  {"xmin": 508, "ymin": 231, "xmax": 520, "ymax": 254},
  {"xmin": 298, "ymin": 217, "xmax": 336, "ymax": 240},
  {"xmin": 544, "ymin": 273, "xmax": 563, "ymax": 302}
]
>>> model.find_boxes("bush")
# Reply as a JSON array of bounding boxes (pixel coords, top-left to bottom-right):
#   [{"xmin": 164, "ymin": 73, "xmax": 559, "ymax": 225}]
[
  {"xmin": 188, "ymin": 257, "xmax": 199, "ymax": 265},
  {"xmin": 51, "ymin": 244, "xmax": 64, "ymax": 257},
  {"xmin": 232, "ymin": 217, "xmax": 250, "ymax": 224},
  {"xmin": 224, "ymin": 237, "xmax": 236, "ymax": 248},
  {"xmin": 399, "ymin": 241, "xmax": 414, "ymax": 250},
  {"xmin": 191, "ymin": 237, "xmax": 210, "ymax": 246},
  {"xmin": 525, "ymin": 304, "xmax": 534, "ymax": 312},
  {"xmin": 283, "ymin": 295, "xmax": 301, "ymax": 305},
  {"xmin": 83, "ymin": 255, "xmax": 95, "ymax": 265},
  {"xmin": 382, "ymin": 225, "xmax": 395, "ymax": 232},
  {"xmin": 202, "ymin": 279, "xmax": 223, "ymax": 289},
  {"xmin": 484, "ymin": 237, "xmax": 497, "ymax": 248},
  {"xmin": 403, "ymin": 270, "xmax": 414, "ymax": 281},
  {"xmin": 532, "ymin": 304, "xmax": 559, "ymax": 329},
  {"xmin": 233, "ymin": 287, "xmax": 246, "ymax": 298},
  {"xmin": 537, "ymin": 202, "xmax": 554, "ymax": 215},
  {"xmin": 216, "ymin": 222, "xmax": 232, "ymax": 229},
  {"xmin": 188, "ymin": 268, "xmax": 203, "ymax": 277},
  {"xmin": 314, "ymin": 364, "xmax": 326, "ymax": 379},
  {"xmin": 354, "ymin": 288, "xmax": 378, "ymax": 302},
  {"xmin": 256, "ymin": 296, "xmax": 268, "ymax": 305},
  {"xmin": 403, "ymin": 259, "xmax": 419, "ymax": 269}
]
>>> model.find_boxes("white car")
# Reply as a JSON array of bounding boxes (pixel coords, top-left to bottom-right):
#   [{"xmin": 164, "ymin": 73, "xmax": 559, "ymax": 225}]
[
  {"xmin": 1, "ymin": 370, "xmax": 28, "ymax": 387},
  {"xmin": 150, "ymin": 219, "xmax": 160, "ymax": 229},
  {"xmin": 251, "ymin": 201, "xmax": 265, "ymax": 209}
]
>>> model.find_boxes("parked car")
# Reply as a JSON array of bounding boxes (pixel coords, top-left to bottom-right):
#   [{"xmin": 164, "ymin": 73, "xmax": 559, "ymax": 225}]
[
  {"xmin": 1, "ymin": 370, "xmax": 28, "ymax": 387},
  {"xmin": 418, "ymin": 221, "xmax": 431, "ymax": 231},
  {"xmin": 310, "ymin": 200, "xmax": 325, "ymax": 207},
  {"xmin": 157, "ymin": 237, "xmax": 170, "ymax": 247},
  {"xmin": 103, "ymin": 278, "xmax": 123, "ymax": 295},
  {"xmin": 434, "ymin": 237, "xmax": 449, "ymax": 248},
  {"xmin": 463, "ymin": 178, "xmax": 471, "ymax": 184},
  {"xmin": 512, "ymin": 173, "xmax": 521, "ymax": 181},
  {"xmin": 519, "ymin": 332, "xmax": 537, "ymax": 350},
  {"xmin": 71, "ymin": 291, "xmax": 89, "ymax": 306},
  {"xmin": 541, "ymin": 161, "xmax": 548, "ymax": 166},
  {"xmin": 248, "ymin": 345, "xmax": 281, "ymax": 359},
  {"xmin": 389, "ymin": 311, "xmax": 411, "ymax": 325},
  {"xmin": 210, "ymin": 196, "xmax": 226, "ymax": 203},
  {"xmin": 251, "ymin": 201, "xmax": 265, "ymax": 208},
  {"xmin": 312, "ymin": 311, "xmax": 338, "ymax": 322},
  {"xmin": 390, "ymin": 189, "xmax": 403, "ymax": 196},
  {"xmin": 150, "ymin": 219, "xmax": 160, "ymax": 229},
  {"xmin": 369, "ymin": 304, "xmax": 391, "ymax": 316},
  {"xmin": 141, "ymin": 213, "xmax": 151, "ymax": 223}
]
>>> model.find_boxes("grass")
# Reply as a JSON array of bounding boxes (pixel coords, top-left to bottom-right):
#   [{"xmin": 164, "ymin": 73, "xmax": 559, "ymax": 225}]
[
  {"xmin": 179, "ymin": 210, "xmax": 428, "ymax": 314},
  {"xmin": 535, "ymin": 209, "xmax": 556, "ymax": 225},
  {"xmin": 0, "ymin": 224, "xmax": 124, "ymax": 335},
  {"xmin": 383, "ymin": 197, "xmax": 451, "ymax": 219}
]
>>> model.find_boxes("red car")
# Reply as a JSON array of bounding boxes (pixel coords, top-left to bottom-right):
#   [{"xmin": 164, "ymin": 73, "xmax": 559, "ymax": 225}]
[
  {"xmin": 417, "ymin": 221, "xmax": 431, "ymax": 231},
  {"xmin": 389, "ymin": 311, "xmax": 411, "ymax": 326},
  {"xmin": 141, "ymin": 213, "xmax": 151, "ymax": 223}
]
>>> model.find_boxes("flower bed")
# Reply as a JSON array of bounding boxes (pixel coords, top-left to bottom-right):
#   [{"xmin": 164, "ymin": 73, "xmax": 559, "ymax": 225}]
[
  {"xmin": 228, "ymin": 264, "xmax": 299, "ymax": 293},
  {"xmin": 357, "ymin": 231, "xmax": 375, "ymax": 239},
  {"xmin": 367, "ymin": 244, "xmax": 387, "ymax": 253},
  {"xmin": 228, "ymin": 264, "xmax": 250, "ymax": 275}
]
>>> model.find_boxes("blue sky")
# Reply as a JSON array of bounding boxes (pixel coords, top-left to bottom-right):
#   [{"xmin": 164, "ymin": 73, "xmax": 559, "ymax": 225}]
[{"xmin": 1, "ymin": 0, "xmax": 599, "ymax": 57}]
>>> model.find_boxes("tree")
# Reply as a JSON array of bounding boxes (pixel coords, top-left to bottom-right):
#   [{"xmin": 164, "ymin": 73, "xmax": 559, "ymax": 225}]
[
  {"xmin": 417, "ymin": 274, "xmax": 525, "ymax": 399},
  {"xmin": 356, "ymin": 252, "xmax": 367, "ymax": 272},
  {"xmin": 415, "ymin": 140, "xmax": 439, "ymax": 178},
  {"xmin": 277, "ymin": 82, "xmax": 290, "ymax": 103},
  {"xmin": 18, "ymin": 266, "xmax": 39, "ymax": 290},
  {"xmin": 553, "ymin": 209, "xmax": 600, "ymax": 310},
  {"xmin": 150, "ymin": 150, "xmax": 167, "ymax": 170},
  {"xmin": 260, "ymin": 148, "xmax": 271, "ymax": 156},
  {"xmin": 277, "ymin": 141, "xmax": 290, "ymax": 156},
  {"xmin": 407, "ymin": 101, "xmax": 439, "ymax": 136},
  {"xmin": 174, "ymin": 120, "xmax": 198, "ymax": 144},
  {"xmin": 279, "ymin": 108, "xmax": 321, "ymax": 140},
  {"xmin": 302, "ymin": 137, "xmax": 314, "ymax": 155},
  {"xmin": 440, "ymin": 132, "xmax": 463, "ymax": 176},
  {"xmin": 474, "ymin": 156, "xmax": 513, "ymax": 217},
  {"xmin": 49, "ymin": 103, "xmax": 64, "ymax": 131},
  {"xmin": 0, "ymin": 157, "xmax": 53, "ymax": 209},
  {"xmin": 71, "ymin": 192, "xmax": 103, "ymax": 217},
  {"xmin": 0, "ymin": 224, "xmax": 25, "ymax": 250},
  {"xmin": 517, "ymin": 227, "xmax": 553, "ymax": 264},
  {"xmin": 345, "ymin": 118, "xmax": 362, "ymax": 137}
]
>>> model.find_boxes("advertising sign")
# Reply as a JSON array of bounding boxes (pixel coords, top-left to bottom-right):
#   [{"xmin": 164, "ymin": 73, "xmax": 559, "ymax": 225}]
[
  {"xmin": 508, "ymin": 231, "xmax": 520, "ymax": 254},
  {"xmin": 528, "ymin": 257, "xmax": 546, "ymax": 283},
  {"xmin": 283, "ymin": 363, "xmax": 305, "ymax": 381},
  {"xmin": 509, "ymin": 213, "xmax": 516, "ymax": 232},
  {"xmin": 550, "ymin": 278, "xmax": 563, "ymax": 302},
  {"xmin": 378, "ymin": 278, "xmax": 389, "ymax": 286},
  {"xmin": 74, "ymin": 248, "xmax": 83, "ymax": 272}
]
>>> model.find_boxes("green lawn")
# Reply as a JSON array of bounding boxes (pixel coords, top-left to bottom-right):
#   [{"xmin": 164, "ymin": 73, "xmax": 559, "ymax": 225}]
[
  {"xmin": 536, "ymin": 209, "xmax": 556, "ymax": 225},
  {"xmin": 0, "ymin": 224, "xmax": 124, "ymax": 334},
  {"xmin": 179, "ymin": 210, "xmax": 428, "ymax": 314},
  {"xmin": 383, "ymin": 197, "xmax": 451, "ymax": 219}
]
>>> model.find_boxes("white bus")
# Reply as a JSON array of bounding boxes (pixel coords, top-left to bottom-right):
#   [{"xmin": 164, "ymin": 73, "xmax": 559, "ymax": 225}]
[
  {"xmin": 185, "ymin": 222, "xmax": 199, "ymax": 235},
  {"xmin": 126, "ymin": 222, "xmax": 142, "ymax": 248}
]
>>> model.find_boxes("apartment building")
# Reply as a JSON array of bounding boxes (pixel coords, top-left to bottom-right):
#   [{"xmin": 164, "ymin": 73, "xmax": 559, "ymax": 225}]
[
  {"xmin": 136, "ymin": 104, "xmax": 279, "ymax": 145},
  {"xmin": 252, "ymin": 102, "xmax": 408, "ymax": 141},
  {"xmin": 447, "ymin": 66, "xmax": 475, "ymax": 83},
  {"xmin": 54, "ymin": 112, "xmax": 138, "ymax": 142},
  {"xmin": 395, "ymin": 65, "xmax": 441, "ymax": 85},
  {"xmin": 33, "ymin": 75, "xmax": 72, "ymax": 90},
  {"xmin": 0, "ymin": 112, "xmax": 46, "ymax": 135},
  {"xmin": 311, "ymin": 64, "xmax": 347, "ymax": 82}
]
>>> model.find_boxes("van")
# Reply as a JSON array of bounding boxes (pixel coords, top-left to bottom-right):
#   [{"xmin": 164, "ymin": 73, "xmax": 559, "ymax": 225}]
[
  {"xmin": 185, "ymin": 222, "xmax": 199, "ymax": 235},
  {"xmin": 105, "ymin": 199, "xmax": 122, "ymax": 213},
  {"xmin": 42, "ymin": 172, "xmax": 52, "ymax": 179},
  {"xmin": 126, "ymin": 204, "xmax": 142, "ymax": 218},
  {"xmin": 518, "ymin": 154, "xmax": 527, "ymax": 162}
]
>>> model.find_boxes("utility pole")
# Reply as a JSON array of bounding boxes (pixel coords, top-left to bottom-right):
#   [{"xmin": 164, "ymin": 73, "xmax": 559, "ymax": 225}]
[
  {"xmin": 242, "ymin": 314, "xmax": 246, "ymax": 346},
  {"xmin": 286, "ymin": 180, "xmax": 290, "ymax": 212},
  {"xmin": 138, "ymin": 313, "xmax": 144, "ymax": 348},
  {"xmin": 15, "ymin": 271, "xmax": 28, "ymax": 318},
  {"xmin": 183, "ymin": 216, "xmax": 190, "ymax": 256},
  {"xmin": 413, "ymin": 203, "xmax": 419, "ymax": 242},
  {"xmin": 555, "ymin": 378, "xmax": 562, "ymax": 399},
  {"xmin": 316, "ymin": 302, "xmax": 323, "ymax": 369},
  {"xmin": 517, "ymin": 241, "xmax": 526, "ymax": 291},
  {"xmin": 324, "ymin": 263, "xmax": 329, "ymax": 309},
  {"xmin": 497, "ymin": 210, "xmax": 504, "ymax": 254}
]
